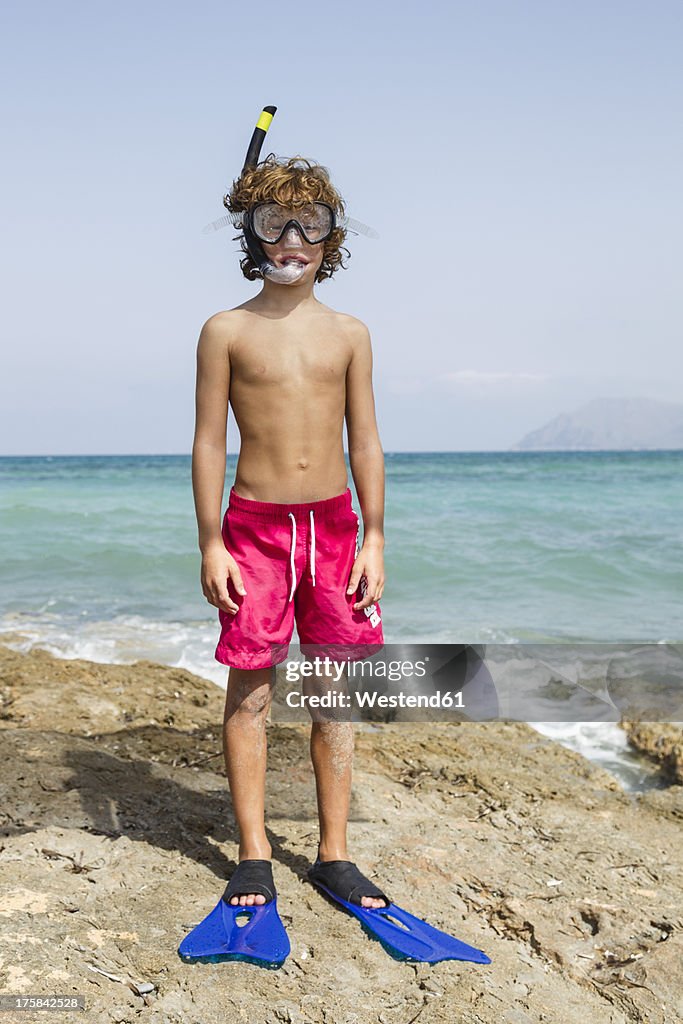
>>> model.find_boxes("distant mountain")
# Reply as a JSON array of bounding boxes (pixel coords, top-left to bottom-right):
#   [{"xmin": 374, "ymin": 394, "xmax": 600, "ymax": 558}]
[{"xmin": 512, "ymin": 397, "xmax": 683, "ymax": 451}]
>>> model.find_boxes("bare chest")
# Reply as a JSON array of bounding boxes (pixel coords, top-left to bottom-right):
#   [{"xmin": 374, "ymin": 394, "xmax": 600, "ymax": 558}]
[{"xmin": 231, "ymin": 329, "xmax": 351, "ymax": 388}]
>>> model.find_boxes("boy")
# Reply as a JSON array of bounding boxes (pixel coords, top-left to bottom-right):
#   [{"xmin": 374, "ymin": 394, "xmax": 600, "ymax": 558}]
[{"xmin": 191, "ymin": 149, "xmax": 389, "ymax": 918}]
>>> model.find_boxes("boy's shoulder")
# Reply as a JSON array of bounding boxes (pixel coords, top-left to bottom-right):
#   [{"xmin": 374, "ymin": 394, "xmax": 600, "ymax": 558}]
[
  {"xmin": 319, "ymin": 306, "xmax": 371, "ymax": 342},
  {"xmin": 333, "ymin": 310, "xmax": 368, "ymax": 331},
  {"xmin": 200, "ymin": 306, "xmax": 249, "ymax": 331},
  {"xmin": 197, "ymin": 307, "xmax": 250, "ymax": 348}
]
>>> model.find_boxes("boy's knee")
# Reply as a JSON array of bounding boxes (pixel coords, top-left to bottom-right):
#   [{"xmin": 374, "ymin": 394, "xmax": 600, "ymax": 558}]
[{"xmin": 225, "ymin": 666, "xmax": 275, "ymax": 718}]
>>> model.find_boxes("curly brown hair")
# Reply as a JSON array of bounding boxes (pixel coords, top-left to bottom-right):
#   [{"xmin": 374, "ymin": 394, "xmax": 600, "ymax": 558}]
[{"xmin": 223, "ymin": 154, "xmax": 350, "ymax": 283}]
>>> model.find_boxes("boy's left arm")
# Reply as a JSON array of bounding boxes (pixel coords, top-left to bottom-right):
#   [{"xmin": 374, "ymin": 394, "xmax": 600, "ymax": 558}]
[{"xmin": 344, "ymin": 320, "xmax": 385, "ymax": 610}]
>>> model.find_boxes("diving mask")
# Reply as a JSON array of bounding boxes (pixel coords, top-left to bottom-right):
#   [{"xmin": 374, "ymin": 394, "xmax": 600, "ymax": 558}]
[{"xmin": 248, "ymin": 201, "xmax": 336, "ymax": 246}]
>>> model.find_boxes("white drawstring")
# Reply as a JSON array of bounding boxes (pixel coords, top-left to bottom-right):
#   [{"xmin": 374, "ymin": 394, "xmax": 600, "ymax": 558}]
[
  {"xmin": 288, "ymin": 513, "xmax": 297, "ymax": 602},
  {"xmin": 310, "ymin": 510, "xmax": 316, "ymax": 587},
  {"xmin": 288, "ymin": 509, "xmax": 316, "ymax": 601}
]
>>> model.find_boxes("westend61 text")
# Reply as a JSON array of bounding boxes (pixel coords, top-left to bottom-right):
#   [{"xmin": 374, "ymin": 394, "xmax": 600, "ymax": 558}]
[{"xmin": 286, "ymin": 691, "xmax": 465, "ymax": 709}]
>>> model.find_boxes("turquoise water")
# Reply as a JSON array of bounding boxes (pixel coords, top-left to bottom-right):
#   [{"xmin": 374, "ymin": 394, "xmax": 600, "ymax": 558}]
[{"xmin": 1, "ymin": 451, "xmax": 681, "ymax": 788}]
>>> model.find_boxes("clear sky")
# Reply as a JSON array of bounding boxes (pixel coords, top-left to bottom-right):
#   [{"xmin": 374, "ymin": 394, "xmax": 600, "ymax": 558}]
[{"xmin": 2, "ymin": 0, "xmax": 682, "ymax": 453}]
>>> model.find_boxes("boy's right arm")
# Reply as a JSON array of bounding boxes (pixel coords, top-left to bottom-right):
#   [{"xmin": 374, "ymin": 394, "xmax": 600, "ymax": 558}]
[{"xmin": 191, "ymin": 313, "xmax": 246, "ymax": 615}]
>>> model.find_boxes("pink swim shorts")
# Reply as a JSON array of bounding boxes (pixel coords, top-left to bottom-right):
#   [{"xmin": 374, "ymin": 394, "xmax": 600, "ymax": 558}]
[{"xmin": 214, "ymin": 486, "xmax": 384, "ymax": 670}]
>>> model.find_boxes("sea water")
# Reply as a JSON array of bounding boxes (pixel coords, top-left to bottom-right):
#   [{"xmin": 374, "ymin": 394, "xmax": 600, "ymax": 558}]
[{"xmin": 1, "ymin": 451, "xmax": 681, "ymax": 789}]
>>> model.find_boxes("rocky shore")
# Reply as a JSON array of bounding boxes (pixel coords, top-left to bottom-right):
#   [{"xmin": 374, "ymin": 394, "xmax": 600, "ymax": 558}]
[{"xmin": 0, "ymin": 642, "xmax": 681, "ymax": 1024}]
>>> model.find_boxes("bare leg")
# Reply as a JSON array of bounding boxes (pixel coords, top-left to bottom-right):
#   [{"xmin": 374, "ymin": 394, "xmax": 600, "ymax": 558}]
[
  {"xmin": 222, "ymin": 665, "xmax": 274, "ymax": 906},
  {"xmin": 310, "ymin": 718, "xmax": 353, "ymax": 859},
  {"xmin": 308, "ymin": 667, "xmax": 386, "ymax": 909}
]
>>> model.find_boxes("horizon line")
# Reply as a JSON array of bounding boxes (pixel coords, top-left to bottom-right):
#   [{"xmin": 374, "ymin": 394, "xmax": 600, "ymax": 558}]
[{"xmin": 2, "ymin": 448, "xmax": 683, "ymax": 458}]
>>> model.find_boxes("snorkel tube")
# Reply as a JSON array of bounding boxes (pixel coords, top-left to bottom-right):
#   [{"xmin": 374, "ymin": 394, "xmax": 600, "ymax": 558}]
[{"xmin": 240, "ymin": 105, "xmax": 308, "ymax": 285}]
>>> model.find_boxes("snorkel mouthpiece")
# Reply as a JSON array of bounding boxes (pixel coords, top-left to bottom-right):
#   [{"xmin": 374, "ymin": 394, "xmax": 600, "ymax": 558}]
[
  {"xmin": 265, "ymin": 258, "xmax": 308, "ymax": 284},
  {"xmin": 240, "ymin": 105, "xmax": 307, "ymax": 284}
]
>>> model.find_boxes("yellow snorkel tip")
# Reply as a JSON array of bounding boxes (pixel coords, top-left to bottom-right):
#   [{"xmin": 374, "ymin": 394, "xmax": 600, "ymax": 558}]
[
  {"xmin": 242, "ymin": 105, "xmax": 277, "ymax": 173},
  {"xmin": 255, "ymin": 108, "xmax": 275, "ymax": 133}
]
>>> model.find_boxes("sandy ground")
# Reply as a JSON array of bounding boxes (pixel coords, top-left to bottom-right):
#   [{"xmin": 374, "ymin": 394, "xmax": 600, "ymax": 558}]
[{"xmin": 0, "ymin": 641, "xmax": 681, "ymax": 1024}]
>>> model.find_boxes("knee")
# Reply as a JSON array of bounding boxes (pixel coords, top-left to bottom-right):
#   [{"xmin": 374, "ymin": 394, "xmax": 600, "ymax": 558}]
[
  {"xmin": 224, "ymin": 669, "xmax": 274, "ymax": 721},
  {"xmin": 235, "ymin": 691, "xmax": 271, "ymax": 719}
]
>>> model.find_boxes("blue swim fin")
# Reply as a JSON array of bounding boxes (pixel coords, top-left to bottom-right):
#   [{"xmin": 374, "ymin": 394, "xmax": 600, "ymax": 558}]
[
  {"xmin": 179, "ymin": 859, "xmax": 290, "ymax": 968},
  {"xmin": 307, "ymin": 857, "xmax": 491, "ymax": 965}
]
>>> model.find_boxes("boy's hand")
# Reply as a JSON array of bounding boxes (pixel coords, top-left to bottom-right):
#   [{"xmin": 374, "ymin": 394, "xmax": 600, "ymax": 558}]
[
  {"xmin": 201, "ymin": 541, "xmax": 247, "ymax": 615},
  {"xmin": 347, "ymin": 543, "xmax": 384, "ymax": 610}
]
